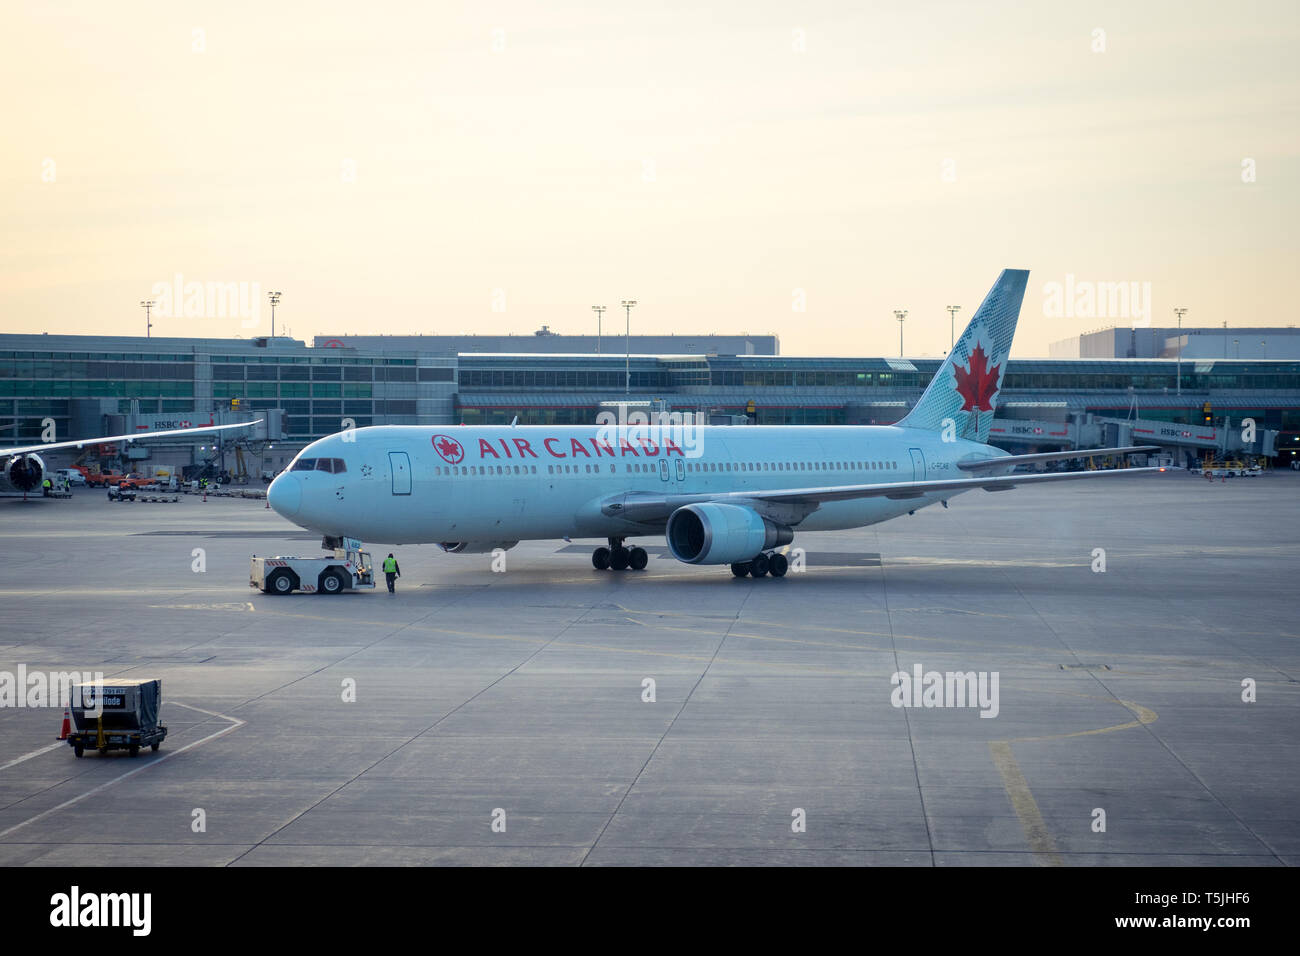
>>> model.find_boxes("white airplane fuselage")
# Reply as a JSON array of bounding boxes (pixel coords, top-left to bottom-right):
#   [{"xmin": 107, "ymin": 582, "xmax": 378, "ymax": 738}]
[{"xmin": 267, "ymin": 424, "xmax": 1011, "ymax": 546}]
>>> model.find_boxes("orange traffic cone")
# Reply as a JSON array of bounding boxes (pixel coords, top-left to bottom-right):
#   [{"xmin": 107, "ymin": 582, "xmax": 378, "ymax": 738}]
[{"xmin": 57, "ymin": 708, "xmax": 71, "ymax": 741}]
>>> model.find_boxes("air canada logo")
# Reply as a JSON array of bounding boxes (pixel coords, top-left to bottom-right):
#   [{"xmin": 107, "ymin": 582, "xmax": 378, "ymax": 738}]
[
  {"xmin": 431, "ymin": 434, "xmax": 465, "ymax": 464},
  {"xmin": 953, "ymin": 342, "xmax": 1001, "ymax": 412}
]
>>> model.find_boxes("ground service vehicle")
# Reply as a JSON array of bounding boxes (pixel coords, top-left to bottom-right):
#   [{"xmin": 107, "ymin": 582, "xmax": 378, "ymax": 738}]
[
  {"xmin": 250, "ymin": 547, "xmax": 376, "ymax": 595},
  {"xmin": 66, "ymin": 678, "xmax": 167, "ymax": 758}
]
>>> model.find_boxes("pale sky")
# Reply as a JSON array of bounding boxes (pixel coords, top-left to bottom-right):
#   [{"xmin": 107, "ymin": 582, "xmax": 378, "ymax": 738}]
[{"xmin": 2, "ymin": 1, "xmax": 1296, "ymax": 357}]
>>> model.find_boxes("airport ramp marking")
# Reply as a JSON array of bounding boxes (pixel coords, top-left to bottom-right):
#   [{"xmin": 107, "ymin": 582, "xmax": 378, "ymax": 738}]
[
  {"xmin": 0, "ymin": 742, "xmax": 63, "ymax": 772},
  {"xmin": 0, "ymin": 702, "xmax": 244, "ymax": 841},
  {"xmin": 988, "ymin": 741, "xmax": 1063, "ymax": 867},
  {"xmin": 1003, "ymin": 693, "xmax": 1158, "ymax": 743},
  {"xmin": 147, "ymin": 602, "xmax": 256, "ymax": 612},
  {"xmin": 989, "ymin": 694, "xmax": 1158, "ymax": 867}
]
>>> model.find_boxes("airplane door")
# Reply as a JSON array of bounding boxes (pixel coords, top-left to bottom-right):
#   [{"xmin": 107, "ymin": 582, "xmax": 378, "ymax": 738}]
[
  {"xmin": 909, "ymin": 448, "xmax": 926, "ymax": 482},
  {"xmin": 659, "ymin": 458, "xmax": 670, "ymax": 481},
  {"xmin": 389, "ymin": 451, "xmax": 412, "ymax": 495},
  {"xmin": 675, "ymin": 458, "xmax": 686, "ymax": 481}
]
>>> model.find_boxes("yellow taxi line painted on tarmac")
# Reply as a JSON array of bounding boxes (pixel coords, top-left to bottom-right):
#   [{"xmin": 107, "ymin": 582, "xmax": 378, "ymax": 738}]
[
  {"xmin": 988, "ymin": 740, "xmax": 1063, "ymax": 867},
  {"xmin": 989, "ymin": 693, "xmax": 1158, "ymax": 866}
]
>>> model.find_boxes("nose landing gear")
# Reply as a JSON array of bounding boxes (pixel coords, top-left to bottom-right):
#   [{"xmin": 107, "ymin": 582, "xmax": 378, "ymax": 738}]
[{"xmin": 592, "ymin": 538, "xmax": 648, "ymax": 572}]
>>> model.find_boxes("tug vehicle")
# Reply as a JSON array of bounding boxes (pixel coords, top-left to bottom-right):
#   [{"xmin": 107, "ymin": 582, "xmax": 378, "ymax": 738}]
[{"xmin": 250, "ymin": 544, "xmax": 375, "ymax": 595}]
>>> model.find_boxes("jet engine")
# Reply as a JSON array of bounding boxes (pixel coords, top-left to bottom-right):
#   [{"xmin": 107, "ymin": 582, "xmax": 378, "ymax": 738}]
[
  {"xmin": 437, "ymin": 541, "xmax": 519, "ymax": 554},
  {"xmin": 3, "ymin": 453, "xmax": 45, "ymax": 494},
  {"xmin": 666, "ymin": 503, "xmax": 792, "ymax": 565}
]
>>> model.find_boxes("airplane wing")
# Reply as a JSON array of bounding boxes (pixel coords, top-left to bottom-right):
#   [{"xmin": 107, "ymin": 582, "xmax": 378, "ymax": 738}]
[
  {"xmin": 601, "ymin": 466, "xmax": 1166, "ymax": 524},
  {"xmin": 956, "ymin": 445, "xmax": 1159, "ymax": 471},
  {"xmin": 0, "ymin": 419, "xmax": 264, "ymax": 457}
]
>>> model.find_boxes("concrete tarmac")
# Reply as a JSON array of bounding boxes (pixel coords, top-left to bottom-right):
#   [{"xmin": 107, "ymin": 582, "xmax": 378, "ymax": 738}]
[{"xmin": 0, "ymin": 471, "xmax": 1296, "ymax": 866}]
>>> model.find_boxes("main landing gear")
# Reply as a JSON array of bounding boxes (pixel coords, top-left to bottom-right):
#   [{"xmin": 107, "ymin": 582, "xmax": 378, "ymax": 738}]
[
  {"xmin": 593, "ymin": 537, "xmax": 648, "ymax": 572},
  {"xmin": 730, "ymin": 551, "xmax": 789, "ymax": 579}
]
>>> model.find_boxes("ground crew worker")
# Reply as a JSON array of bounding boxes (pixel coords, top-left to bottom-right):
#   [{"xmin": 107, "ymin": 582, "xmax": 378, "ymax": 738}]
[
  {"xmin": 382, "ymin": 553, "xmax": 400, "ymax": 593},
  {"xmin": 42, "ymin": 477, "xmax": 52, "ymax": 496}
]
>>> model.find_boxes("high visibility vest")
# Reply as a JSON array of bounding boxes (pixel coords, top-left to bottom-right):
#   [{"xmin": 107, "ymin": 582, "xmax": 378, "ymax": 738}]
[{"xmin": 383, "ymin": 557, "xmax": 397, "ymax": 573}]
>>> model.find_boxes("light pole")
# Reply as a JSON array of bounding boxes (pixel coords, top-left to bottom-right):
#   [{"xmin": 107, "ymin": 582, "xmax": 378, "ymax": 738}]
[
  {"xmin": 592, "ymin": 305, "xmax": 606, "ymax": 355},
  {"xmin": 946, "ymin": 305, "xmax": 961, "ymax": 351},
  {"xmin": 621, "ymin": 300, "xmax": 637, "ymax": 393},
  {"xmin": 894, "ymin": 310, "xmax": 908, "ymax": 358},
  {"xmin": 268, "ymin": 291, "xmax": 282, "ymax": 337},
  {"xmin": 140, "ymin": 300, "xmax": 155, "ymax": 338},
  {"xmin": 1173, "ymin": 307, "xmax": 1187, "ymax": 396}
]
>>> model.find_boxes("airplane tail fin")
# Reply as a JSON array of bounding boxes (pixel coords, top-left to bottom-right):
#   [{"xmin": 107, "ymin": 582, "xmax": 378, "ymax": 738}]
[{"xmin": 897, "ymin": 268, "xmax": 1029, "ymax": 443}]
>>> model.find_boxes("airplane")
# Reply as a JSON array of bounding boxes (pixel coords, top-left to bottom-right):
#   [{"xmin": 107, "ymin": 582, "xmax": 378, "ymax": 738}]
[
  {"xmin": 266, "ymin": 269, "xmax": 1164, "ymax": 578},
  {"xmin": 1, "ymin": 420, "xmax": 264, "ymax": 498}
]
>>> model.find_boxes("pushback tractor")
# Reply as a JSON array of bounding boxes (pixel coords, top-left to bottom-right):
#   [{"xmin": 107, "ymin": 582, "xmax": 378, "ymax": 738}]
[{"xmin": 250, "ymin": 544, "xmax": 375, "ymax": 595}]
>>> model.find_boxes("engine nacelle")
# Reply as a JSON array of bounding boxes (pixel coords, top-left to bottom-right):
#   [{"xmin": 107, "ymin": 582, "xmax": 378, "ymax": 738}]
[
  {"xmin": 4, "ymin": 453, "xmax": 45, "ymax": 493},
  {"xmin": 666, "ymin": 503, "xmax": 793, "ymax": 565},
  {"xmin": 437, "ymin": 541, "xmax": 519, "ymax": 554}
]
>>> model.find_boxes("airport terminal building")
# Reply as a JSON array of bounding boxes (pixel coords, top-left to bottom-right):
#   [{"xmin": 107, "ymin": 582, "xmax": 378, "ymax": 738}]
[{"xmin": 3, "ymin": 330, "xmax": 1299, "ymax": 475}]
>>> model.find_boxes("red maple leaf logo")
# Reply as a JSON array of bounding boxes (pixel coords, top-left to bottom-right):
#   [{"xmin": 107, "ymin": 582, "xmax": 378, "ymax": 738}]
[
  {"xmin": 431, "ymin": 434, "xmax": 465, "ymax": 464},
  {"xmin": 953, "ymin": 343, "xmax": 1001, "ymax": 412}
]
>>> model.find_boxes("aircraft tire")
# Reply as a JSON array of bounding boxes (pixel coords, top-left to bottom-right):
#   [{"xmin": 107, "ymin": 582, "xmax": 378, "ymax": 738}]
[
  {"xmin": 730, "ymin": 562, "xmax": 750, "ymax": 577},
  {"xmin": 592, "ymin": 547, "xmax": 611, "ymax": 570},
  {"xmin": 628, "ymin": 547, "xmax": 648, "ymax": 571},
  {"xmin": 609, "ymin": 548, "xmax": 630, "ymax": 571},
  {"xmin": 768, "ymin": 552, "xmax": 789, "ymax": 577},
  {"xmin": 750, "ymin": 553, "xmax": 770, "ymax": 578}
]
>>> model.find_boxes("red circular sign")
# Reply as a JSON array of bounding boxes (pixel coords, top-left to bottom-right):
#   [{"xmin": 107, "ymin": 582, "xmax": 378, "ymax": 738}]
[{"xmin": 431, "ymin": 434, "xmax": 465, "ymax": 464}]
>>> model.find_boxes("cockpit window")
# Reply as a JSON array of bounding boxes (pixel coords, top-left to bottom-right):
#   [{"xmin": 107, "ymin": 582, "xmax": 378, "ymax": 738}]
[{"xmin": 290, "ymin": 457, "xmax": 346, "ymax": 473}]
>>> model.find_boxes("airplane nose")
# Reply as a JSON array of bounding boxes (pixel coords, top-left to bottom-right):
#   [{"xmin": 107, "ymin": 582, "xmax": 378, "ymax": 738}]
[{"xmin": 267, "ymin": 474, "xmax": 301, "ymax": 517}]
